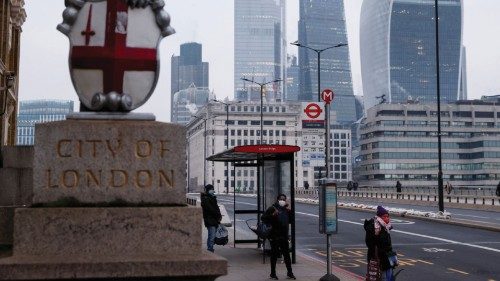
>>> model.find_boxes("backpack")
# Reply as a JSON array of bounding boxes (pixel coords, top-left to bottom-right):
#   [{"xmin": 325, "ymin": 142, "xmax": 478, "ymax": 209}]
[{"xmin": 214, "ymin": 224, "xmax": 228, "ymax": 245}]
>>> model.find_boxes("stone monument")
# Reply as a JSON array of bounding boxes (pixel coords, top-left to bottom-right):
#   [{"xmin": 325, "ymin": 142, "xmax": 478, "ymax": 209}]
[{"xmin": 0, "ymin": 0, "xmax": 226, "ymax": 279}]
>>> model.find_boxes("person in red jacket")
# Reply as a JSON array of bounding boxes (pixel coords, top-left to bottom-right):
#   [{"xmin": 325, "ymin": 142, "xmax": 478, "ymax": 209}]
[{"xmin": 201, "ymin": 184, "xmax": 222, "ymax": 253}]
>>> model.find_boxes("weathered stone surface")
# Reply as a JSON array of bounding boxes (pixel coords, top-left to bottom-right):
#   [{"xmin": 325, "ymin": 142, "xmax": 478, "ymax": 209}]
[
  {"xmin": 13, "ymin": 207, "xmax": 201, "ymax": 258},
  {"xmin": 0, "ymin": 252, "xmax": 227, "ymax": 280},
  {"xmin": 32, "ymin": 120, "xmax": 186, "ymax": 205},
  {"xmin": 0, "ymin": 207, "xmax": 14, "ymax": 245},
  {"xmin": 0, "ymin": 168, "xmax": 32, "ymax": 206},
  {"xmin": 1, "ymin": 146, "xmax": 33, "ymax": 169}
]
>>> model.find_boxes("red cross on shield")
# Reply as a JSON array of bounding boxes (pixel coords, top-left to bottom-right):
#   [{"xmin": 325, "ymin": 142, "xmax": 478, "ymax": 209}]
[{"xmin": 67, "ymin": 0, "xmax": 162, "ymax": 111}]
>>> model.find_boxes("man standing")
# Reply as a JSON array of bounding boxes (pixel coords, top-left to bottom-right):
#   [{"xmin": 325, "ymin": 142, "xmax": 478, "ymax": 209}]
[
  {"xmin": 396, "ymin": 181, "xmax": 402, "ymax": 199},
  {"xmin": 201, "ymin": 184, "xmax": 222, "ymax": 253},
  {"xmin": 262, "ymin": 194, "xmax": 296, "ymax": 280}
]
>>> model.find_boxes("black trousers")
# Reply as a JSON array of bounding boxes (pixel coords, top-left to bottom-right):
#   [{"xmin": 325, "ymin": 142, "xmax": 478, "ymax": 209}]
[{"xmin": 270, "ymin": 237, "xmax": 293, "ymax": 275}]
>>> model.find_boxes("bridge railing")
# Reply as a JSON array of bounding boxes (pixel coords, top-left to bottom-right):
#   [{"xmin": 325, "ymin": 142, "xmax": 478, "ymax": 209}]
[{"xmin": 294, "ymin": 187, "xmax": 500, "ymax": 207}]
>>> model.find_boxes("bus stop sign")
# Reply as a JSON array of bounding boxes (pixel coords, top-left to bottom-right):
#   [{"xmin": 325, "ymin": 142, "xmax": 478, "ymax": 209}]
[{"xmin": 319, "ymin": 179, "xmax": 338, "ymax": 234}]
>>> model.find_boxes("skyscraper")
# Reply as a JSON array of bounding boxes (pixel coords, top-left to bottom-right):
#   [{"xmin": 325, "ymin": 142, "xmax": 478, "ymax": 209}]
[
  {"xmin": 360, "ymin": 0, "xmax": 464, "ymax": 110},
  {"xmin": 234, "ymin": 0, "xmax": 286, "ymax": 102},
  {"xmin": 171, "ymin": 42, "xmax": 209, "ymax": 121},
  {"xmin": 286, "ymin": 55, "xmax": 300, "ymax": 102},
  {"xmin": 297, "ymin": 0, "xmax": 356, "ymax": 124}
]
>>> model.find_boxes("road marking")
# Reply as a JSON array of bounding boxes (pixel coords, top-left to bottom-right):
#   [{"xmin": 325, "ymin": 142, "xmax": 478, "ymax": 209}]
[
  {"xmin": 453, "ymin": 213, "xmax": 490, "ymax": 219},
  {"xmin": 222, "ymin": 200, "xmax": 500, "ymax": 253},
  {"xmin": 447, "ymin": 268, "xmax": 469, "ymax": 275},
  {"xmin": 422, "ymin": 247, "xmax": 454, "ymax": 253},
  {"xmin": 295, "ymin": 211, "xmax": 500, "ymax": 254}
]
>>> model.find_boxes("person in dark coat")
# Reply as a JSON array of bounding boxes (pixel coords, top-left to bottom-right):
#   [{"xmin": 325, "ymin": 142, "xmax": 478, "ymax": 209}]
[
  {"xmin": 364, "ymin": 206, "xmax": 398, "ymax": 281},
  {"xmin": 396, "ymin": 181, "xmax": 402, "ymax": 196},
  {"xmin": 201, "ymin": 184, "xmax": 222, "ymax": 253},
  {"xmin": 496, "ymin": 181, "xmax": 500, "ymax": 197},
  {"xmin": 262, "ymin": 194, "xmax": 295, "ymax": 280}
]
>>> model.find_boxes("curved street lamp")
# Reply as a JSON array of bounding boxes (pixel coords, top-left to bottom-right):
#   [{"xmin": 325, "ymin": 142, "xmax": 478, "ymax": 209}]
[{"xmin": 240, "ymin": 78, "xmax": 282, "ymax": 145}]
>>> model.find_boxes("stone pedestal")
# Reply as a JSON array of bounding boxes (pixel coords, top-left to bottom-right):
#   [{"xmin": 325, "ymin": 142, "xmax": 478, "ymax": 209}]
[{"xmin": 0, "ymin": 120, "xmax": 227, "ymax": 280}]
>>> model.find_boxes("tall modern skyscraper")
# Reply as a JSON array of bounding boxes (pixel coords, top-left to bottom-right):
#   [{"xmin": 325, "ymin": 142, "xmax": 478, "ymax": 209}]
[
  {"xmin": 286, "ymin": 55, "xmax": 300, "ymax": 102},
  {"xmin": 298, "ymin": 0, "xmax": 356, "ymax": 124},
  {"xmin": 17, "ymin": 100, "xmax": 74, "ymax": 145},
  {"xmin": 171, "ymin": 42, "xmax": 209, "ymax": 121},
  {"xmin": 234, "ymin": 0, "xmax": 286, "ymax": 102},
  {"xmin": 360, "ymin": 0, "xmax": 464, "ymax": 110}
]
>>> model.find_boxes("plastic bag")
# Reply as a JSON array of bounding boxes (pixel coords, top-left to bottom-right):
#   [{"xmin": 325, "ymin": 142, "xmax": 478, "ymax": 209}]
[{"xmin": 214, "ymin": 224, "xmax": 228, "ymax": 245}]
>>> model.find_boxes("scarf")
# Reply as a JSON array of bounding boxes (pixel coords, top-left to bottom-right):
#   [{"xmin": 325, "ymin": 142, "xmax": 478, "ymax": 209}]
[{"xmin": 375, "ymin": 216, "xmax": 393, "ymax": 235}]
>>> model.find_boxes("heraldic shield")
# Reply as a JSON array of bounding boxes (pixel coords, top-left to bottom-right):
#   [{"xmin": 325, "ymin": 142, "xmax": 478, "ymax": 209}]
[{"xmin": 57, "ymin": 0, "xmax": 175, "ymax": 112}]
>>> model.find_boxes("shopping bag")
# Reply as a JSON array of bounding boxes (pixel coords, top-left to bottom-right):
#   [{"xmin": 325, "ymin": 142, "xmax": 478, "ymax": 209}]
[
  {"xmin": 214, "ymin": 224, "xmax": 228, "ymax": 245},
  {"xmin": 366, "ymin": 258, "xmax": 381, "ymax": 281}
]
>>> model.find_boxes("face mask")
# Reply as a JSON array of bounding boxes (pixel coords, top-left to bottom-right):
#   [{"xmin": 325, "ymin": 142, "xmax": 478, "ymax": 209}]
[
  {"xmin": 208, "ymin": 190, "xmax": 215, "ymax": 195},
  {"xmin": 278, "ymin": 200, "xmax": 286, "ymax": 207}
]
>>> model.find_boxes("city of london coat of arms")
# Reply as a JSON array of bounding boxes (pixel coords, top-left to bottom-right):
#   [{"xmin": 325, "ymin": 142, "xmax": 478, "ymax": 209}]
[{"xmin": 58, "ymin": 0, "xmax": 175, "ymax": 112}]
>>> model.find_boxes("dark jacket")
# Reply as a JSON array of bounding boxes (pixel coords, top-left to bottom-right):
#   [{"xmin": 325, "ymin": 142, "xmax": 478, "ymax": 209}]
[
  {"xmin": 201, "ymin": 193, "xmax": 222, "ymax": 227},
  {"xmin": 262, "ymin": 203, "xmax": 291, "ymax": 240},
  {"xmin": 364, "ymin": 218, "xmax": 394, "ymax": 271}
]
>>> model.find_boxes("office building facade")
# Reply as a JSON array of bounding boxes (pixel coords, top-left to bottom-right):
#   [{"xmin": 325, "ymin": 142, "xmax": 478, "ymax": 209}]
[
  {"xmin": 171, "ymin": 42, "xmax": 209, "ymax": 121},
  {"xmin": 17, "ymin": 100, "xmax": 74, "ymax": 145},
  {"xmin": 234, "ymin": 0, "xmax": 286, "ymax": 102},
  {"xmin": 360, "ymin": 0, "xmax": 464, "ymax": 110},
  {"xmin": 186, "ymin": 101, "xmax": 352, "ymax": 192},
  {"xmin": 0, "ymin": 0, "xmax": 26, "ymax": 147},
  {"xmin": 358, "ymin": 101, "xmax": 500, "ymax": 188}
]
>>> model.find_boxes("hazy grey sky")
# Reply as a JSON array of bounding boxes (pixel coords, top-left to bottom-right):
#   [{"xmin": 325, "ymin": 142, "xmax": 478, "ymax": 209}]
[{"xmin": 19, "ymin": 0, "xmax": 500, "ymax": 122}]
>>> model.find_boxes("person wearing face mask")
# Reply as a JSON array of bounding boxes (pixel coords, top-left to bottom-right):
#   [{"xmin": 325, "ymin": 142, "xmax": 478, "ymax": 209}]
[
  {"xmin": 262, "ymin": 194, "xmax": 296, "ymax": 280},
  {"xmin": 364, "ymin": 206, "xmax": 398, "ymax": 281},
  {"xmin": 201, "ymin": 184, "xmax": 222, "ymax": 253}
]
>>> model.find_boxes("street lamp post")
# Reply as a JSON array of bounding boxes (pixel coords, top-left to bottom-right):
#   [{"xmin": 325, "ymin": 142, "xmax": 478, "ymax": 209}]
[
  {"xmin": 291, "ymin": 42, "xmax": 347, "ymax": 103},
  {"xmin": 212, "ymin": 99, "xmax": 242, "ymax": 194},
  {"xmin": 434, "ymin": 0, "xmax": 445, "ymax": 213},
  {"xmin": 291, "ymin": 41, "xmax": 347, "ymax": 281},
  {"xmin": 241, "ymin": 78, "xmax": 282, "ymax": 145}
]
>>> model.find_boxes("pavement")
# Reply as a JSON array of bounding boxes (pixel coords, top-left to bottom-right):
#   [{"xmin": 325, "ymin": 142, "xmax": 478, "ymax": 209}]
[{"xmin": 207, "ymin": 228, "xmax": 362, "ymax": 281}]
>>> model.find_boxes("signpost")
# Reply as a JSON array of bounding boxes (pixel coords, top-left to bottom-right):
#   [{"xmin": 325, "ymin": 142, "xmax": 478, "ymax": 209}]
[
  {"xmin": 319, "ymin": 179, "xmax": 339, "ymax": 281},
  {"xmin": 321, "ymin": 89, "xmax": 334, "ymax": 105},
  {"xmin": 319, "ymin": 89, "xmax": 339, "ymax": 281}
]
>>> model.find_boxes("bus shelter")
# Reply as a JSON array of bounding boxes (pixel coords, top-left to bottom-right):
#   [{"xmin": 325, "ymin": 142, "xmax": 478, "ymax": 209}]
[{"xmin": 207, "ymin": 145, "xmax": 300, "ymax": 263}]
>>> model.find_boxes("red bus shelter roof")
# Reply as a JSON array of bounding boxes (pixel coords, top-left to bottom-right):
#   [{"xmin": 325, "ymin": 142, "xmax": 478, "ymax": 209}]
[{"xmin": 207, "ymin": 145, "xmax": 301, "ymax": 162}]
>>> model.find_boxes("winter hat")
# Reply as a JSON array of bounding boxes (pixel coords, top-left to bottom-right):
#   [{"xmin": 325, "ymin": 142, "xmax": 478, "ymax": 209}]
[
  {"xmin": 204, "ymin": 184, "xmax": 214, "ymax": 193},
  {"xmin": 376, "ymin": 206, "xmax": 389, "ymax": 217}
]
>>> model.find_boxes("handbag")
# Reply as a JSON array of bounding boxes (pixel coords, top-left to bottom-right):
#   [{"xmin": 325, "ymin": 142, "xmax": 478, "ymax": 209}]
[
  {"xmin": 214, "ymin": 224, "xmax": 228, "ymax": 246},
  {"xmin": 256, "ymin": 221, "xmax": 272, "ymax": 239},
  {"xmin": 366, "ymin": 246, "xmax": 381, "ymax": 281}
]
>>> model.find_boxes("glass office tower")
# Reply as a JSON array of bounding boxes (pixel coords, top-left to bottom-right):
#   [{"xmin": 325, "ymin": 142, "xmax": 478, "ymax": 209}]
[
  {"xmin": 360, "ymin": 0, "xmax": 464, "ymax": 110},
  {"xmin": 234, "ymin": 0, "xmax": 286, "ymax": 102},
  {"xmin": 171, "ymin": 42, "xmax": 209, "ymax": 121},
  {"xmin": 298, "ymin": 0, "xmax": 356, "ymax": 124},
  {"xmin": 17, "ymin": 100, "xmax": 74, "ymax": 145}
]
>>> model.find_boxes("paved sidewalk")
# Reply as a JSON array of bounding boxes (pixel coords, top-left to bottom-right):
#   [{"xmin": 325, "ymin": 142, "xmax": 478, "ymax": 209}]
[{"xmin": 204, "ymin": 228, "xmax": 362, "ymax": 281}]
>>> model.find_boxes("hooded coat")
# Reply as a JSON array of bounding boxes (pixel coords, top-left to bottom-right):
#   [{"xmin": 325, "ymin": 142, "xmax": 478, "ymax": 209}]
[{"xmin": 201, "ymin": 192, "xmax": 222, "ymax": 227}]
